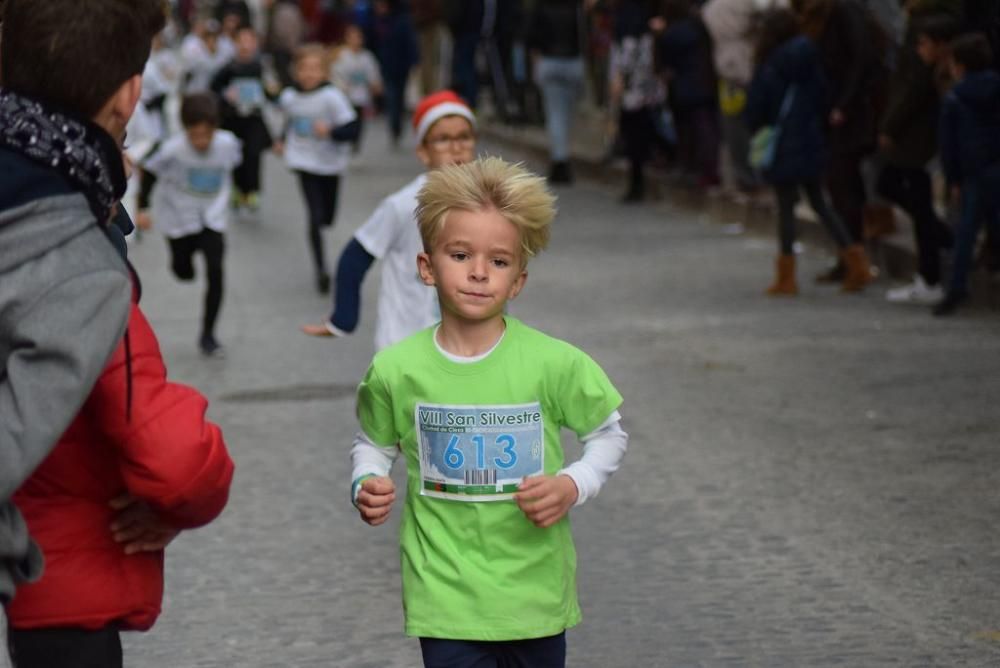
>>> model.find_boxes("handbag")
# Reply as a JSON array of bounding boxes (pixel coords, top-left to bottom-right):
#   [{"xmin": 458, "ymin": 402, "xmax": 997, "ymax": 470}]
[{"xmin": 749, "ymin": 84, "xmax": 796, "ymax": 171}]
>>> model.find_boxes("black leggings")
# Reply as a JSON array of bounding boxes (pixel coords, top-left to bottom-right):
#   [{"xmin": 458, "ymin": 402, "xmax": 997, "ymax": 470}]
[
  {"xmin": 8, "ymin": 626, "xmax": 122, "ymax": 668},
  {"xmin": 775, "ymin": 180, "xmax": 852, "ymax": 255},
  {"xmin": 295, "ymin": 171, "xmax": 341, "ymax": 275},
  {"xmin": 168, "ymin": 228, "xmax": 225, "ymax": 341}
]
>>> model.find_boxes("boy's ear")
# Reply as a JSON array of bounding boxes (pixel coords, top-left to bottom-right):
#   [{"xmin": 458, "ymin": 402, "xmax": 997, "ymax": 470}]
[
  {"xmin": 417, "ymin": 252, "xmax": 436, "ymax": 286},
  {"xmin": 508, "ymin": 270, "xmax": 528, "ymax": 301}
]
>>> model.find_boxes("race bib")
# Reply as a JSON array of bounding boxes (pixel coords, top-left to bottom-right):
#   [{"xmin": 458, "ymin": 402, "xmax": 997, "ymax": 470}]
[
  {"xmin": 415, "ymin": 402, "xmax": 544, "ymax": 502},
  {"xmin": 234, "ymin": 78, "xmax": 264, "ymax": 105},
  {"xmin": 291, "ymin": 116, "xmax": 315, "ymax": 138},
  {"xmin": 185, "ymin": 167, "xmax": 224, "ymax": 196}
]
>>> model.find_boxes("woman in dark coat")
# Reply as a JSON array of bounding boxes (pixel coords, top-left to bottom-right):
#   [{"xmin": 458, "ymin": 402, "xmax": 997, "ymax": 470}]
[
  {"xmin": 795, "ymin": 0, "xmax": 887, "ymax": 283},
  {"xmin": 746, "ymin": 9, "xmax": 871, "ymax": 295},
  {"xmin": 653, "ymin": 0, "xmax": 720, "ymax": 188}
]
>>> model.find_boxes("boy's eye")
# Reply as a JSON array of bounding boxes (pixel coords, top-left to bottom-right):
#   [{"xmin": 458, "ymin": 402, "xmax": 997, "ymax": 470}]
[
  {"xmin": 451, "ymin": 252, "xmax": 468, "ymax": 261},
  {"xmin": 492, "ymin": 258, "xmax": 509, "ymax": 268}
]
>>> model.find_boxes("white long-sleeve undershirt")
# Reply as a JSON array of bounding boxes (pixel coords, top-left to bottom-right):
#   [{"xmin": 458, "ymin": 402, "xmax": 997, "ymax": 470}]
[{"xmin": 350, "ymin": 409, "xmax": 628, "ymax": 507}]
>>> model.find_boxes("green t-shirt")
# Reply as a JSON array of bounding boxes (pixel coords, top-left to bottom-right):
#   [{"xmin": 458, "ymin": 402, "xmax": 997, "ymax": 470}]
[{"xmin": 357, "ymin": 317, "xmax": 623, "ymax": 641}]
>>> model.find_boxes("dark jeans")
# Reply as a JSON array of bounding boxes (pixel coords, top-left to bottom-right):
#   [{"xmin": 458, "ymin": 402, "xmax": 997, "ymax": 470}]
[
  {"xmin": 620, "ymin": 107, "xmax": 657, "ymax": 194},
  {"xmin": 295, "ymin": 171, "xmax": 341, "ymax": 275},
  {"xmin": 419, "ymin": 632, "xmax": 566, "ymax": 668},
  {"xmin": 674, "ymin": 105, "xmax": 720, "ymax": 186},
  {"xmin": 775, "ymin": 180, "xmax": 852, "ymax": 255},
  {"xmin": 168, "ymin": 227, "xmax": 225, "ymax": 341},
  {"xmin": 826, "ymin": 150, "xmax": 868, "ymax": 243},
  {"xmin": 452, "ymin": 31, "xmax": 480, "ymax": 109},
  {"xmin": 949, "ymin": 164, "xmax": 1000, "ymax": 297},
  {"xmin": 877, "ymin": 165, "xmax": 952, "ymax": 286},
  {"xmin": 8, "ymin": 626, "xmax": 122, "ymax": 668},
  {"xmin": 383, "ymin": 76, "xmax": 408, "ymax": 144}
]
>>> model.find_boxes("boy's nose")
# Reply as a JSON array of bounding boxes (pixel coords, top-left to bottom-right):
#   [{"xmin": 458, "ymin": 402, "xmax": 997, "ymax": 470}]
[{"xmin": 469, "ymin": 259, "xmax": 488, "ymax": 281}]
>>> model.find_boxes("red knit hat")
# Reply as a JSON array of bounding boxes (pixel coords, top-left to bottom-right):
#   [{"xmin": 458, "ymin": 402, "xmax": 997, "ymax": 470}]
[{"xmin": 412, "ymin": 90, "xmax": 476, "ymax": 144}]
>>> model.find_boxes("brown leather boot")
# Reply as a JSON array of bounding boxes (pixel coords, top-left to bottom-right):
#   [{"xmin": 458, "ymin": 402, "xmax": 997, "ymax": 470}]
[
  {"xmin": 841, "ymin": 244, "xmax": 873, "ymax": 292},
  {"xmin": 766, "ymin": 255, "xmax": 798, "ymax": 296}
]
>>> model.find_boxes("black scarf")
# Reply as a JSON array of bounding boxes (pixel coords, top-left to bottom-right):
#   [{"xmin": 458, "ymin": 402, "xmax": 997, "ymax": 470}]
[{"xmin": 0, "ymin": 88, "xmax": 127, "ymax": 225}]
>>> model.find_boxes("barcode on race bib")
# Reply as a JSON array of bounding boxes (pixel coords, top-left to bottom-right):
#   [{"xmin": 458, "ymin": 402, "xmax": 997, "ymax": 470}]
[{"xmin": 464, "ymin": 469, "xmax": 498, "ymax": 486}]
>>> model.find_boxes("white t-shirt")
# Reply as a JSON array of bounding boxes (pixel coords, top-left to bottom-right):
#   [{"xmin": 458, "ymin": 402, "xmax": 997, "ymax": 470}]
[
  {"xmin": 180, "ymin": 34, "xmax": 229, "ymax": 93},
  {"xmin": 331, "ymin": 48, "xmax": 382, "ymax": 108},
  {"xmin": 353, "ymin": 174, "xmax": 440, "ymax": 351},
  {"xmin": 278, "ymin": 85, "xmax": 357, "ymax": 175},
  {"xmin": 143, "ymin": 130, "xmax": 243, "ymax": 239}
]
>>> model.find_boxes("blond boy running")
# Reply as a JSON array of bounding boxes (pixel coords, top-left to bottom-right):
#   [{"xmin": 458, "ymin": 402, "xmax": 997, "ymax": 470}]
[{"xmin": 350, "ymin": 158, "xmax": 629, "ymax": 667}]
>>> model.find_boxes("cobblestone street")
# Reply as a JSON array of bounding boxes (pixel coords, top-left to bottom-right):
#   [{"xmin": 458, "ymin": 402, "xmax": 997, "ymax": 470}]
[{"xmin": 54, "ymin": 122, "xmax": 1000, "ymax": 667}]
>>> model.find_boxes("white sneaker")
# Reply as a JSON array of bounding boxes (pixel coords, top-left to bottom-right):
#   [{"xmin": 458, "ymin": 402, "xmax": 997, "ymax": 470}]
[{"xmin": 886, "ymin": 275, "xmax": 944, "ymax": 304}]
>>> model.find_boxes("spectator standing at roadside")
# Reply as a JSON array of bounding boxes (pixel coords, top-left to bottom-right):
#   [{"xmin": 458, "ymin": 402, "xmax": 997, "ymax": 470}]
[
  {"xmin": 795, "ymin": 0, "xmax": 886, "ymax": 285},
  {"xmin": 703, "ymin": 0, "xmax": 762, "ymax": 194},
  {"xmin": 526, "ymin": 0, "xmax": 587, "ymax": 185},
  {"xmin": 652, "ymin": 0, "xmax": 721, "ymax": 190},
  {"xmin": 444, "ymin": 0, "xmax": 483, "ymax": 108},
  {"xmin": 0, "ymin": 0, "xmax": 164, "ymax": 615},
  {"xmin": 610, "ymin": 0, "xmax": 665, "ymax": 203},
  {"xmin": 878, "ymin": 14, "xmax": 960, "ymax": 305},
  {"xmin": 746, "ymin": 9, "xmax": 872, "ymax": 295},
  {"xmin": 373, "ymin": 0, "xmax": 420, "ymax": 147},
  {"xmin": 934, "ymin": 33, "xmax": 1000, "ymax": 315},
  {"xmin": 413, "ymin": 0, "xmax": 445, "ymax": 94}
]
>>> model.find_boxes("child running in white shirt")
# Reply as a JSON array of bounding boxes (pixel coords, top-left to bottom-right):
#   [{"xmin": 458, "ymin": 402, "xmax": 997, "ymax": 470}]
[
  {"xmin": 301, "ymin": 90, "xmax": 476, "ymax": 350},
  {"xmin": 276, "ymin": 43, "xmax": 359, "ymax": 293},
  {"xmin": 137, "ymin": 93, "xmax": 242, "ymax": 357},
  {"xmin": 330, "ymin": 24, "xmax": 383, "ymax": 154}
]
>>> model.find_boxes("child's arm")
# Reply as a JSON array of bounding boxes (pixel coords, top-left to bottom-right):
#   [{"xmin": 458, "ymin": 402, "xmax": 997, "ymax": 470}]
[
  {"xmin": 303, "ymin": 191, "xmax": 400, "ymax": 337},
  {"xmin": 351, "ymin": 431, "xmax": 399, "ymax": 526},
  {"xmin": 302, "ymin": 238, "xmax": 376, "ymax": 337},
  {"xmin": 515, "ymin": 411, "xmax": 628, "ymax": 528},
  {"xmin": 314, "ymin": 89, "xmax": 359, "ymax": 142}
]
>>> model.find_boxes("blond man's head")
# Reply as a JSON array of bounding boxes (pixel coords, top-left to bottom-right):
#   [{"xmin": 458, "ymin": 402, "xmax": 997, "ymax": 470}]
[{"xmin": 416, "ymin": 157, "xmax": 556, "ymax": 267}]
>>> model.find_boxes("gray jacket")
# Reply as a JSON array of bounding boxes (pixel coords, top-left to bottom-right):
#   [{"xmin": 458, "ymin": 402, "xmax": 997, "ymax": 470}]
[{"xmin": 0, "ymin": 157, "xmax": 131, "ymax": 603}]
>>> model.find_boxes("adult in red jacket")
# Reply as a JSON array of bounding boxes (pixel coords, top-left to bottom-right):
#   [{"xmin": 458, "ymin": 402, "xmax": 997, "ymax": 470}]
[{"xmin": 6, "ymin": 276, "xmax": 235, "ymax": 667}]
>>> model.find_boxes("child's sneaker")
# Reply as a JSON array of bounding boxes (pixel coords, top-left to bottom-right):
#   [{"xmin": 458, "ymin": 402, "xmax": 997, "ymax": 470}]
[
  {"xmin": 199, "ymin": 334, "xmax": 225, "ymax": 358},
  {"xmin": 245, "ymin": 192, "xmax": 260, "ymax": 212},
  {"xmin": 886, "ymin": 275, "xmax": 943, "ymax": 305}
]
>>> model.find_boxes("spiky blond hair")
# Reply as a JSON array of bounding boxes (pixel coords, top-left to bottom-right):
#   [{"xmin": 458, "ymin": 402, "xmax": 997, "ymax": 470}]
[{"xmin": 415, "ymin": 157, "xmax": 556, "ymax": 265}]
